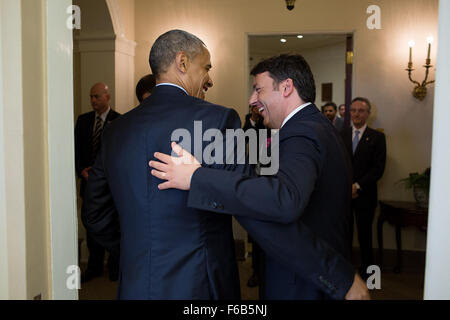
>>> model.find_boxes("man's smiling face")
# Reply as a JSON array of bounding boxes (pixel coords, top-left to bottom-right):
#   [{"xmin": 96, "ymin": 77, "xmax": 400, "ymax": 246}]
[
  {"xmin": 185, "ymin": 46, "xmax": 213, "ymax": 99},
  {"xmin": 248, "ymin": 72, "xmax": 285, "ymax": 129}
]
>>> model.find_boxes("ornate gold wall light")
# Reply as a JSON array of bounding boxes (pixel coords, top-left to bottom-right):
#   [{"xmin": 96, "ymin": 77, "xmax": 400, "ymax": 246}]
[
  {"xmin": 285, "ymin": 0, "xmax": 296, "ymax": 11},
  {"xmin": 406, "ymin": 37, "xmax": 435, "ymax": 101}
]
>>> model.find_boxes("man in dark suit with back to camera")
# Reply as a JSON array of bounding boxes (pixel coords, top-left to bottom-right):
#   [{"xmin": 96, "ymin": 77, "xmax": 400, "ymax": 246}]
[
  {"xmin": 150, "ymin": 54, "xmax": 370, "ymax": 300},
  {"xmin": 82, "ymin": 30, "xmax": 243, "ymax": 299},
  {"xmin": 75, "ymin": 82, "xmax": 121, "ymax": 282},
  {"xmin": 341, "ymin": 97, "xmax": 386, "ymax": 279},
  {"xmin": 135, "ymin": 74, "xmax": 156, "ymax": 103}
]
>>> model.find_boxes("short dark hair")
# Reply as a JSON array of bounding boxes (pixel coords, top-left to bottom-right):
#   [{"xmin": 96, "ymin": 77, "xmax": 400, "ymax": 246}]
[
  {"xmin": 321, "ymin": 102, "xmax": 337, "ymax": 113},
  {"xmin": 351, "ymin": 97, "xmax": 372, "ymax": 112},
  {"xmin": 250, "ymin": 54, "xmax": 316, "ymax": 103},
  {"xmin": 149, "ymin": 29, "xmax": 205, "ymax": 78},
  {"xmin": 136, "ymin": 74, "xmax": 156, "ymax": 102}
]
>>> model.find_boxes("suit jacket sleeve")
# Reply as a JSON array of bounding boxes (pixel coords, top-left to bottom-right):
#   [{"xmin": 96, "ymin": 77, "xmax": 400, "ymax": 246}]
[
  {"xmin": 237, "ymin": 215, "xmax": 354, "ymax": 299},
  {"xmin": 81, "ymin": 130, "xmax": 120, "ymax": 256},
  {"xmin": 188, "ymin": 133, "xmax": 320, "ymax": 224},
  {"xmin": 357, "ymin": 131, "xmax": 387, "ymax": 190}
]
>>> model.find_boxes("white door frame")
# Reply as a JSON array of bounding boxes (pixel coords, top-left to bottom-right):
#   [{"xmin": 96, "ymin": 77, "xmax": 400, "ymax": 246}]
[
  {"xmin": 46, "ymin": 0, "xmax": 78, "ymax": 300},
  {"xmin": 0, "ymin": 0, "xmax": 78, "ymax": 299},
  {"xmin": 424, "ymin": 0, "xmax": 450, "ymax": 300},
  {"xmin": 0, "ymin": 0, "xmax": 27, "ymax": 299}
]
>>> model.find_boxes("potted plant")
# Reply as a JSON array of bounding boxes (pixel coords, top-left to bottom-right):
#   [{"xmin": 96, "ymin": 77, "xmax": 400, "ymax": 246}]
[{"xmin": 397, "ymin": 167, "xmax": 431, "ymax": 208}]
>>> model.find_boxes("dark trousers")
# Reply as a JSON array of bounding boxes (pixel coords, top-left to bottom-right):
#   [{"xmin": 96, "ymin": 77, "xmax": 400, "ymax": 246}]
[
  {"xmin": 86, "ymin": 232, "xmax": 106, "ymax": 273},
  {"xmin": 353, "ymin": 207, "xmax": 375, "ymax": 275},
  {"xmin": 251, "ymin": 241, "xmax": 261, "ymax": 277},
  {"xmin": 86, "ymin": 232, "xmax": 119, "ymax": 275}
]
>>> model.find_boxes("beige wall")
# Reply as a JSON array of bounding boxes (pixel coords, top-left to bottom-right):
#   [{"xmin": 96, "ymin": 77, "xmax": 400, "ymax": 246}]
[
  {"xmin": 73, "ymin": 0, "xmax": 136, "ymax": 118},
  {"xmin": 117, "ymin": 0, "xmax": 135, "ymax": 41},
  {"xmin": 302, "ymin": 42, "xmax": 346, "ymax": 107},
  {"xmin": 21, "ymin": 0, "xmax": 52, "ymax": 300},
  {"xmin": 135, "ymin": 0, "xmax": 438, "ymax": 250}
]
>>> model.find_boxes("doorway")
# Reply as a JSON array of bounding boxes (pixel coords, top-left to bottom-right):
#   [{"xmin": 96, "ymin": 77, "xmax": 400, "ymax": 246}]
[{"xmin": 247, "ymin": 33, "xmax": 354, "ymax": 123}]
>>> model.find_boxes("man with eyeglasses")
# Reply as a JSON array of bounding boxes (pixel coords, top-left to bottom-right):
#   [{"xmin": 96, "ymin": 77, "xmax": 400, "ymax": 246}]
[{"xmin": 341, "ymin": 97, "xmax": 386, "ymax": 280}]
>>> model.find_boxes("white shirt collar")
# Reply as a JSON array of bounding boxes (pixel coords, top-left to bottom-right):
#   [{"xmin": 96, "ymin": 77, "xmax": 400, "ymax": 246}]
[
  {"xmin": 281, "ymin": 102, "xmax": 312, "ymax": 128},
  {"xmin": 156, "ymin": 83, "xmax": 188, "ymax": 95},
  {"xmin": 97, "ymin": 106, "xmax": 111, "ymax": 122},
  {"xmin": 352, "ymin": 123, "xmax": 367, "ymax": 139}
]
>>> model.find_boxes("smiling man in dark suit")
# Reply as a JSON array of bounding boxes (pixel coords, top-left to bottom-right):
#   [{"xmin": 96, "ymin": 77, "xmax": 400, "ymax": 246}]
[
  {"xmin": 82, "ymin": 30, "xmax": 243, "ymax": 299},
  {"xmin": 150, "ymin": 54, "xmax": 370, "ymax": 300},
  {"xmin": 341, "ymin": 97, "xmax": 386, "ymax": 279},
  {"xmin": 75, "ymin": 82, "xmax": 120, "ymax": 283}
]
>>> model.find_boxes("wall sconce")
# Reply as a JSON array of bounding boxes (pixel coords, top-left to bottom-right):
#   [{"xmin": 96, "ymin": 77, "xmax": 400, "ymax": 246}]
[
  {"xmin": 405, "ymin": 36, "xmax": 435, "ymax": 101},
  {"xmin": 285, "ymin": 0, "xmax": 296, "ymax": 11}
]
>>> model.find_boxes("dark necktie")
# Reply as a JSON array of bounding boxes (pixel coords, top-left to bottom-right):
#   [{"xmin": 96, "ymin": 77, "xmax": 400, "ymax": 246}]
[{"xmin": 92, "ymin": 115, "xmax": 104, "ymax": 161}]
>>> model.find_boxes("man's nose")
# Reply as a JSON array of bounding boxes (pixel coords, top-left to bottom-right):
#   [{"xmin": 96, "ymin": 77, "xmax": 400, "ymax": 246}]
[{"xmin": 249, "ymin": 91, "xmax": 258, "ymax": 106}]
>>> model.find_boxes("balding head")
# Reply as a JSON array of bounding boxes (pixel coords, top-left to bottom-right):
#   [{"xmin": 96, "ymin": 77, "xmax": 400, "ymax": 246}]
[{"xmin": 90, "ymin": 82, "xmax": 111, "ymax": 114}]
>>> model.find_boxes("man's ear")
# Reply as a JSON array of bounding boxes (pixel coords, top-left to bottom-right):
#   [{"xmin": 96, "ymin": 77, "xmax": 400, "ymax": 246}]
[
  {"xmin": 175, "ymin": 52, "xmax": 189, "ymax": 73},
  {"xmin": 282, "ymin": 78, "xmax": 295, "ymax": 97}
]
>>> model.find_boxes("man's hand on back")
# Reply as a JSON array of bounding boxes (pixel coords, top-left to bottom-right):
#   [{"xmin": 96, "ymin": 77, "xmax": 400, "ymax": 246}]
[{"xmin": 149, "ymin": 142, "xmax": 201, "ymax": 191}]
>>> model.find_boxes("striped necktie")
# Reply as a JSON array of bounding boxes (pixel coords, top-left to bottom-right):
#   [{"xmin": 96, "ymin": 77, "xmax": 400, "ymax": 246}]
[{"xmin": 92, "ymin": 115, "xmax": 104, "ymax": 160}]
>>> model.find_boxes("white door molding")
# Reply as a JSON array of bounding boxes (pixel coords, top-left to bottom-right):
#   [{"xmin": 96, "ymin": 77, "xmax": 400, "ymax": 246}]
[
  {"xmin": 424, "ymin": 0, "xmax": 450, "ymax": 300},
  {"xmin": 46, "ymin": 0, "xmax": 78, "ymax": 300},
  {"xmin": 0, "ymin": 0, "xmax": 27, "ymax": 300}
]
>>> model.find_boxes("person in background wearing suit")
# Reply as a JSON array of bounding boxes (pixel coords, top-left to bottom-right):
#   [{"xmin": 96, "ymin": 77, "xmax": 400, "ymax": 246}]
[
  {"xmin": 82, "ymin": 30, "xmax": 242, "ymax": 299},
  {"xmin": 338, "ymin": 103, "xmax": 346, "ymax": 119},
  {"xmin": 341, "ymin": 97, "xmax": 386, "ymax": 279},
  {"xmin": 136, "ymin": 74, "xmax": 156, "ymax": 103},
  {"xmin": 322, "ymin": 102, "xmax": 344, "ymax": 132},
  {"xmin": 75, "ymin": 82, "xmax": 121, "ymax": 283},
  {"xmin": 150, "ymin": 54, "xmax": 370, "ymax": 300}
]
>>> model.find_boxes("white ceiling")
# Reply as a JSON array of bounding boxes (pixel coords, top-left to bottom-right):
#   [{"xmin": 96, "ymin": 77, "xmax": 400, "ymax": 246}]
[{"xmin": 249, "ymin": 34, "xmax": 347, "ymax": 56}]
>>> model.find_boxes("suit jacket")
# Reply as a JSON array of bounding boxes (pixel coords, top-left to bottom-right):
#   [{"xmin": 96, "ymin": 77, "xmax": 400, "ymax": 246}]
[
  {"xmin": 188, "ymin": 104, "xmax": 355, "ymax": 299},
  {"xmin": 341, "ymin": 126, "xmax": 386, "ymax": 209},
  {"xmin": 74, "ymin": 109, "xmax": 121, "ymax": 197},
  {"xmin": 334, "ymin": 116, "xmax": 345, "ymax": 132},
  {"xmin": 82, "ymin": 85, "xmax": 241, "ymax": 300}
]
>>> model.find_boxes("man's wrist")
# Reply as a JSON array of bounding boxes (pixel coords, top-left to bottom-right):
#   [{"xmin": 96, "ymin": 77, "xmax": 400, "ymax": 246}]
[{"xmin": 189, "ymin": 166, "xmax": 202, "ymax": 189}]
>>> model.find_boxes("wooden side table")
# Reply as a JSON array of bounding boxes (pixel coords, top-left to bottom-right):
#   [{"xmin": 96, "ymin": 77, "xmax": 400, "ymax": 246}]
[{"xmin": 377, "ymin": 200, "xmax": 428, "ymax": 273}]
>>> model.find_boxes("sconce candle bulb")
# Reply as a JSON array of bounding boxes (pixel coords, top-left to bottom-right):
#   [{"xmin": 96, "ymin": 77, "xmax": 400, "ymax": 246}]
[
  {"xmin": 405, "ymin": 37, "xmax": 435, "ymax": 101},
  {"xmin": 408, "ymin": 40, "xmax": 415, "ymax": 64},
  {"xmin": 426, "ymin": 36, "xmax": 433, "ymax": 61},
  {"xmin": 285, "ymin": 0, "xmax": 296, "ymax": 10}
]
